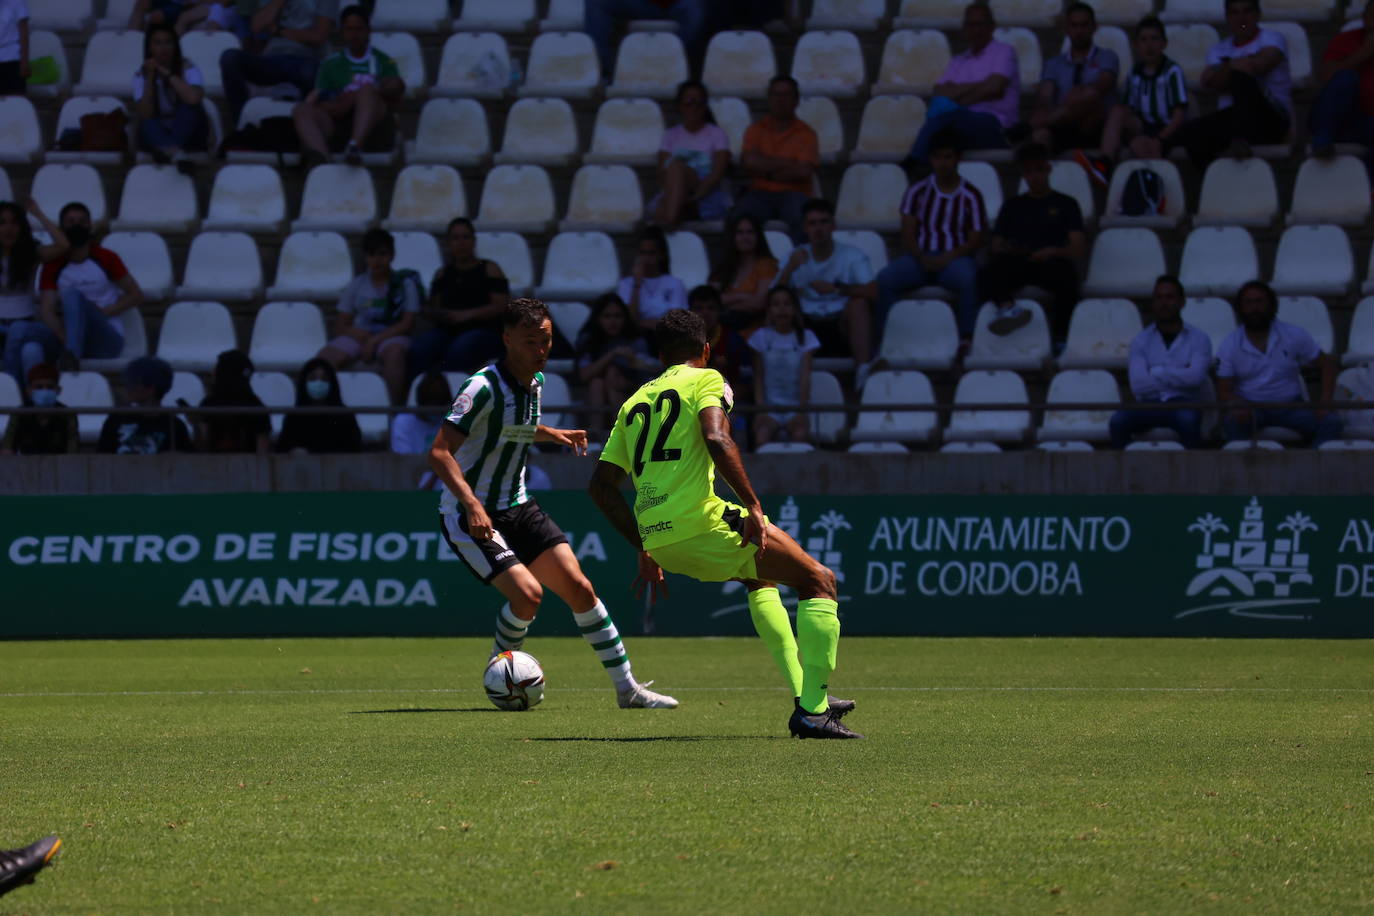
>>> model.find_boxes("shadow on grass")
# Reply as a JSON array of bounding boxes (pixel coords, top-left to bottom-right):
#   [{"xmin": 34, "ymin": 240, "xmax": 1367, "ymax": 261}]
[
  {"xmin": 528, "ymin": 736, "xmax": 785, "ymax": 742},
  {"xmin": 349, "ymin": 707, "xmax": 501, "ymax": 714}
]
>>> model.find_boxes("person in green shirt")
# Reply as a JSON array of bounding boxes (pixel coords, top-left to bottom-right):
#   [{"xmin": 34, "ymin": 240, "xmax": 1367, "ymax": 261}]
[{"xmin": 292, "ymin": 4, "xmax": 402, "ymax": 167}]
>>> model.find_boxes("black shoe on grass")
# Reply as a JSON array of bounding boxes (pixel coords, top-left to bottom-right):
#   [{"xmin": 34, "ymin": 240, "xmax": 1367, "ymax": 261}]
[
  {"xmin": 789, "ymin": 707, "xmax": 864, "ymax": 739},
  {"xmin": 0, "ymin": 836, "xmax": 62, "ymax": 898},
  {"xmin": 794, "ymin": 695, "xmax": 856, "ymax": 718}
]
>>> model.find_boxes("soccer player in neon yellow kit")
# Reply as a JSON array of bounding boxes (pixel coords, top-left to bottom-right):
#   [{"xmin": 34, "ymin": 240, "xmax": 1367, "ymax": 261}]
[{"xmin": 589, "ymin": 309, "xmax": 861, "ymax": 739}]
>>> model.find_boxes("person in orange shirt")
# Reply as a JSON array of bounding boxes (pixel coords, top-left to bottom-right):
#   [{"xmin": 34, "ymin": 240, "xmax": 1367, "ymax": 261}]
[{"xmin": 732, "ymin": 75, "xmax": 818, "ymax": 242}]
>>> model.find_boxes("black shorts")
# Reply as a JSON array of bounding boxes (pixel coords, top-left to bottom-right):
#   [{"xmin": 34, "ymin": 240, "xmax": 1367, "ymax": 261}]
[{"xmin": 439, "ymin": 498, "xmax": 568, "ymax": 584}]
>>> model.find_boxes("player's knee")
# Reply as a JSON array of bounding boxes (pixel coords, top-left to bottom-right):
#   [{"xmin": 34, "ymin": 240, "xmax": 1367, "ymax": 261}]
[
  {"xmin": 514, "ymin": 581, "xmax": 543, "ymax": 611},
  {"xmin": 808, "ymin": 562, "xmax": 837, "ymax": 600},
  {"xmin": 569, "ymin": 576, "xmax": 597, "ymax": 610}
]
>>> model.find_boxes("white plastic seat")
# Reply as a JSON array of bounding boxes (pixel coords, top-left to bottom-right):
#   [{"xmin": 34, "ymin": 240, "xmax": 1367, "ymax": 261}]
[
  {"xmin": 519, "ymin": 31, "xmax": 601, "ymax": 98},
  {"xmin": 1319, "ymin": 438, "xmax": 1374, "ymax": 450},
  {"xmin": 476, "ymin": 232, "xmax": 535, "ymax": 296},
  {"xmin": 406, "ymin": 371, "xmax": 467, "ymax": 406},
  {"xmin": 1038, "ymin": 440, "xmax": 1095, "ymax": 451},
  {"xmin": 30, "ymin": 164, "xmax": 107, "ymax": 228},
  {"xmin": 27, "ymin": 31, "xmax": 71, "ymax": 100},
  {"xmin": 111, "ymin": 165, "xmax": 198, "ymax": 234},
  {"xmin": 176, "ymin": 232, "xmax": 263, "ymax": 301},
  {"xmin": 44, "ymin": 97, "xmax": 133, "ymax": 165},
  {"xmin": 584, "ymin": 98, "xmax": 664, "ymax": 166},
  {"xmin": 179, "ymin": 31, "xmax": 239, "ymax": 98},
  {"xmin": 852, "ymin": 95, "xmax": 926, "ymax": 163},
  {"xmin": 0, "ymin": 374, "xmax": 18, "ymax": 442},
  {"xmin": 1168, "ymin": 24, "xmax": 1221, "ymax": 85},
  {"xmin": 435, "ymin": 33, "xmax": 513, "ymax": 99},
  {"xmin": 560, "ymin": 165, "xmax": 643, "ymax": 233},
  {"xmin": 808, "ymin": 0, "xmax": 887, "ymax": 29},
  {"xmin": 835, "ymin": 163, "xmax": 907, "ymax": 231},
  {"xmin": 895, "ymin": 0, "xmax": 968, "ymax": 27},
  {"xmin": 791, "ymin": 30, "xmax": 866, "ymax": 98},
  {"xmin": 666, "ymin": 231, "xmax": 710, "ymax": 289},
  {"xmin": 756, "ymin": 441, "xmax": 817, "ymax": 453},
  {"xmin": 475, "ymin": 165, "xmax": 556, "ymax": 233},
  {"xmin": 1178, "ymin": 227, "xmax": 1259, "ymax": 297},
  {"xmin": 74, "ymin": 31, "xmax": 144, "ymax": 96},
  {"xmin": 0, "ymin": 97, "xmax": 42, "ymax": 163},
  {"xmin": 1083, "ymin": 228, "xmax": 1167, "ymax": 297},
  {"xmin": 372, "ymin": 0, "xmax": 449, "ymax": 31},
  {"xmin": 851, "ymin": 370, "xmax": 939, "ymax": 443},
  {"xmin": 540, "ymin": 371, "xmax": 572, "ymax": 428},
  {"xmin": 95, "ymin": 0, "xmax": 134, "ymax": 28},
  {"xmin": 494, "ymin": 98, "xmax": 580, "ymax": 166},
  {"xmin": 797, "ymin": 96, "xmax": 845, "ymax": 164},
  {"xmin": 607, "ymin": 32, "xmax": 688, "ymax": 98},
  {"xmin": 709, "ymin": 96, "xmax": 753, "ymax": 159},
  {"xmin": 958, "ymin": 161, "xmax": 1004, "ymax": 222},
  {"xmin": 994, "ymin": 27, "xmax": 1040, "ymax": 92},
  {"xmin": 541, "ymin": 0, "xmax": 584, "ymax": 30},
  {"xmin": 946, "ymin": 370, "xmax": 1032, "ymax": 442},
  {"xmin": 547, "ymin": 301, "xmax": 591, "ymax": 348},
  {"xmin": 873, "ymin": 30, "xmax": 950, "ymax": 95},
  {"xmin": 266, "ymin": 232, "xmax": 354, "ymax": 301},
  {"xmin": 1272, "ymin": 224, "xmax": 1354, "ymax": 296},
  {"xmin": 203, "ymin": 164, "xmax": 287, "ymax": 233},
  {"xmin": 848, "ymin": 441, "xmax": 909, "ymax": 452},
  {"xmin": 1343, "ymin": 296, "xmax": 1374, "ymax": 364},
  {"xmin": 535, "ymin": 232, "xmax": 620, "ymax": 301},
  {"xmin": 157, "ymin": 301, "xmax": 237, "ymax": 371},
  {"xmin": 292, "ymin": 165, "xmax": 377, "ymax": 232},
  {"xmin": 336, "ymin": 371, "xmax": 391, "ymax": 444},
  {"xmin": 223, "ymin": 98, "xmax": 300, "ymax": 167},
  {"xmin": 163, "ymin": 372, "xmax": 206, "ymax": 419},
  {"xmin": 383, "ymin": 165, "xmax": 468, "ymax": 232},
  {"xmin": 1089, "ymin": 0, "xmax": 1158, "ymax": 23},
  {"xmin": 765, "ymin": 230, "xmax": 794, "ymax": 266},
  {"xmin": 1124, "ymin": 439, "xmax": 1187, "ymax": 451},
  {"xmin": 370, "ymin": 31, "xmax": 427, "ymax": 100},
  {"xmin": 409, "ymin": 98, "xmax": 492, "ymax": 166},
  {"xmin": 1336, "ymin": 366, "xmax": 1374, "ymax": 436},
  {"xmin": 0, "ymin": 167, "xmax": 10, "ymax": 203},
  {"xmin": 833, "ymin": 230, "xmax": 888, "ymax": 273},
  {"xmin": 1100, "ymin": 159, "xmax": 1187, "ymax": 229},
  {"xmin": 1268, "ymin": 22, "xmax": 1312, "ymax": 85},
  {"xmin": 1277, "ymin": 295, "xmax": 1335, "ymax": 353},
  {"xmin": 249, "ymin": 370, "xmax": 295, "ymax": 435},
  {"xmin": 1222, "ymin": 439, "xmax": 1285, "ymax": 450},
  {"xmin": 878, "ymin": 300, "xmax": 959, "ymax": 371},
  {"xmin": 1038, "ymin": 370, "xmax": 1120, "ymax": 442},
  {"xmin": 808, "ymin": 370, "xmax": 847, "ymax": 444},
  {"xmin": 965, "ymin": 300, "xmax": 1052, "ymax": 370},
  {"xmin": 1181, "ymin": 297, "xmax": 1237, "ymax": 353},
  {"xmin": 1161, "ymin": 0, "xmax": 1225, "ymax": 21},
  {"xmin": 1194, "ymin": 157, "xmax": 1279, "ymax": 227},
  {"xmin": 100, "ymin": 231, "xmax": 173, "ymax": 301},
  {"xmin": 60, "ymin": 371, "xmax": 114, "ymax": 444},
  {"xmin": 391, "ymin": 232, "xmax": 444, "ymax": 286},
  {"xmin": 941, "ymin": 440, "xmax": 1003, "ymax": 452},
  {"xmin": 991, "ymin": 0, "xmax": 1065, "ymax": 26},
  {"xmin": 702, "ymin": 31, "xmax": 777, "ymax": 98},
  {"xmin": 1288, "ymin": 156, "xmax": 1371, "ymax": 226},
  {"xmin": 80, "ymin": 309, "xmax": 148, "ymax": 373},
  {"xmin": 1058, "ymin": 298, "xmax": 1142, "ymax": 370},
  {"xmin": 1267, "ymin": 0, "xmax": 1337, "ymax": 19},
  {"xmin": 30, "ymin": 0, "xmax": 93, "ymax": 30},
  {"xmin": 454, "ymin": 0, "xmax": 537, "ymax": 31},
  {"xmin": 249, "ymin": 302, "xmax": 328, "ymax": 372}
]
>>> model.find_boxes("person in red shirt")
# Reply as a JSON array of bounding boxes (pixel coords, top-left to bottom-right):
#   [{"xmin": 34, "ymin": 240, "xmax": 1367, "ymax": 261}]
[
  {"xmin": 1311, "ymin": 0, "xmax": 1374, "ymax": 177},
  {"xmin": 37, "ymin": 202, "xmax": 144, "ymax": 368}
]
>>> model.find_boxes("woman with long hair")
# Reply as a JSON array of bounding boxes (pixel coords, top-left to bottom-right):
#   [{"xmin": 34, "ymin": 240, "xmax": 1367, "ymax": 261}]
[
  {"xmin": 749, "ymin": 286, "xmax": 819, "ymax": 448},
  {"xmin": 650, "ymin": 79, "xmax": 731, "ymax": 228},
  {"xmin": 133, "ymin": 22, "xmax": 207, "ymax": 172},
  {"xmin": 708, "ymin": 211, "xmax": 778, "ymax": 330},
  {"xmin": 0, "ymin": 199, "xmax": 67, "ymax": 387},
  {"xmin": 617, "ymin": 225, "xmax": 687, "ymax": 334}
]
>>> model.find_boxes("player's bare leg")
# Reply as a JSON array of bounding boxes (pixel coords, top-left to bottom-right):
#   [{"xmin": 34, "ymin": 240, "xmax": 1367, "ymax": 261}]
[{"xmin": 488, "ymin": 564, "xmax": 544, "ymax": 656}]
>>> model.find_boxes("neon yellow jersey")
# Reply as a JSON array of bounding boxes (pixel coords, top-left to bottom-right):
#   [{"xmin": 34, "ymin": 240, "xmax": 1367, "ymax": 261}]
[{"xmin": 599, "ymin": 365, "xmax": 735, "ymax": 551}]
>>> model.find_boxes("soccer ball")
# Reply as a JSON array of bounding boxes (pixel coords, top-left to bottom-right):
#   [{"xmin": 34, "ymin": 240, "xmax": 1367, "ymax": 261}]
[{"xmin": 483, "ymin": 650, "xmax": 545, "ymax": 710}]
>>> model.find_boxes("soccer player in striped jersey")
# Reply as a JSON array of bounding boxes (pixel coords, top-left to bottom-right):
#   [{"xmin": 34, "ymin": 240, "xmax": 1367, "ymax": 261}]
[
  {"xmin": 588, "ymin": 309, "xmax": 862, "ymax": 739},
  {"xmin": 428, "ymin": 298, "xmax": 677, "ymax": 709},
  {"xmin": 1100, "ymin": 17, "xmax": 1189, "ymax": 162}
]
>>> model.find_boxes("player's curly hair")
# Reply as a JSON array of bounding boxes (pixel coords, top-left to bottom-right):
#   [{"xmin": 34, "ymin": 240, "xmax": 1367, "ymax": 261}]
[
  {"xmin": 655, "ymin": 309, "xmax": 707, "ymax": 364},
  {"xmin": 503, "ymin": 297, "xmax": 551, "ymax": 328}
]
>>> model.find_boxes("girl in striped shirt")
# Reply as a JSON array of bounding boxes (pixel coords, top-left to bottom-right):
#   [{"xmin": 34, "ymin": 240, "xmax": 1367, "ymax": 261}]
[{"xmin": 1100, "ymin": 17, "xmax": 1189, "ymax": 162}]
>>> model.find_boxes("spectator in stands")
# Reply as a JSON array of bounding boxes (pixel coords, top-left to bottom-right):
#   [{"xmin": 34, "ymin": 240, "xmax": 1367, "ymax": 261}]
[
  {"xmin": 773, "ymin": 198, "xmax": 878, "ymax": 389},
  {"xmin": 220, "ymin": 0, "xmax": 337, "ymax": 125},
  {"xmin": 876, "ymin": 129, "xmax": 987, "ymax": 345},
  {"xmin": 317, "ymin": 228, "xmax": 420, "ymax": 405},
  {"xmin": 1310, "ymin": 0, "xmax": 1374, "ymax": 178},
  {"xmin": 575, "ymin": 292, "xmax": 654, "ymax": 431},
  {"xmin": 709, "ymin": 213, "xmax": 778, "ymax": 331},
  {"xmin": 980, "ymin": 143, "xmax": 1086, "ymax": 344},
  {"xmin": 649, "ymin": 80, "xmax": 731, "ymax": 229},
  {"xmin": 1100, "ymin": 17, "xmax": 1189, "ymax": 164},
  {"xmin": 97, "ymin": 356, "xmax": 192, "ymax": 454},
  {"xmin": 0, "ymin": 0, "xmax": 28, "ymax": 97},
  {"xmin": 733, "ymin": 75, "xmax": 819, "ymax": 243},
  {"xmin": 688, "ymin": 284, "xmax": 748, "ymax": 396},
  {"xmin": 1217, "ymin": 280, "xmax": 1343, "ymax": 446},
  {"xmin": 172, "ymin": 2, "xmax": 249, "ymax": 39},
  {"xmin": 38, "ymin": 203, "xmax": 145, "ymax": 370},
  {"xmin": 750, "ymin": 286, "xmax": 819, "ymax": 448},
  {"xmin": 277, "ymin": 357, "xmax": 361, "ymax": 453},
  {"xmin": 905, "ymin": 2, "xmax": 1020, "ymax": 167},
  {"xmin": 1170, "ymin": 0, "xmax": 1291, "ymax": 166},
  {"xmin": 619, "ymin": 226, "xmax": 688, "ymax": 334},
  {"xmin": 128, "ymin": 0, "xmax": 188, "ymax": 29},
  {"xmin": 586, "ymin": 0, "xmax": 708, "ymax": 81},
  {"xmin": 1109, "ymin": 275, "xmax": 1212, "ymax": 449},
  {"xmin": 1, "ymin": 363, "xmax": 76, "ymax": 455},
  {"xmin": 390, "ymin": 370, "xmax": 450, "ymax": 455},
  {"xmin": 0, "ymin": 200, "xmax": 66, "ymax": 388},
  {"xmin": 409, "ymin": 217, "xmax": 510, "ymax": 379},
  {"xmin": 1031, "ymin": 2, "xmax": 1119, "ymax": 172},
  {"xmin": 196, "ymin": 349, "xmax": 270, "ymax": 454},
  {"xmin": 133, "ymin": 24, "xmax": 207, "ymax": 175},
  {"xmin": 293, "ymin": 5, "xmax": 402, "ymax": 168}
]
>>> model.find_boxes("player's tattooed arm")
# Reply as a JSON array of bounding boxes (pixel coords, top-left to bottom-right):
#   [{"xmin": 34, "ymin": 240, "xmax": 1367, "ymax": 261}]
[{"xmin": 587, "ymin": 461, "xmax": 643, "ymax": 551}]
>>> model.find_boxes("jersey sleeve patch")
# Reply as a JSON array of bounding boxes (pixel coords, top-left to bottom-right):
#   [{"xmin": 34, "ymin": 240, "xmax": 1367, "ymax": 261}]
[{"xmin": 446, "ymin": 379, "xmax": 491, "ymax": 435}]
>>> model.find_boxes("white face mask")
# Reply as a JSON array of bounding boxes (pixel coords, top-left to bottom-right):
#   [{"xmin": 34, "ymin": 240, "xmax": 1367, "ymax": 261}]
[
  {"xmin": 305, "ymin": 379, "xmax": 331, "ymax": 401},
  {"xmin": 31, "ymin": 388, "xmax": 58, "ymax": 407}
]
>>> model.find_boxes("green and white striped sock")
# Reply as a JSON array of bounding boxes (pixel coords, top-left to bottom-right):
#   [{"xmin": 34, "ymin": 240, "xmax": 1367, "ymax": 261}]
[
  {"xmin": 491, "ymin": 604, "xmax": 531, "ymax": 656},
  {"xmin": 574, "ymin": 599, "xmax": 635, "ymax": 689}
]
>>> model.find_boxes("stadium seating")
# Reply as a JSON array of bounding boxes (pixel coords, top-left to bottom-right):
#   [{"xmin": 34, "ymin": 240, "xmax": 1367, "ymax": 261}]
[
  {"xmin": 1272, "ymin": 224, "xmax": 1354, "ymax": 296},
  {"xmin": 833, "ymin": 230, "xmax": 889, "ymax": 273},
  {"xmin": 851, "ymin": 95, "xmax": 926, "ymax": 163},
  {"xmin": 808, "ymin": 370, "xmax": 848, "ymax": 444},
  {"xmin": 435, "ymin": 32, "xmax": 514, "ymax": 99},
  {"xmin": 702, "ymin": 31, "xmax": 777, "ymax": 98},
  {"xmin": 383, "ymin": 165, "xmax": 468, "ymax": 233},
  {"xmin": 1194, "ymin": 158, "xmax": 1280, "ymax": 228},
  {"xmin": 1168, "ymin": 24, "xmax": 1221, "ymax": 85},
  {"xmin": 224, "ymin": 99, "xmax": 300, "ymax": 168},
  {"xmin": 1336, "ymin": 367, "xmax": 1374, "ymax": 436},
  {"xmin": 1124, "ymin": 440, "xmax": 1187, "ymax": 451},
  {"xmin": 162, "ymin": 372, "xmax": 206, "ymax": 419},
  {"xmin": 519, "ymin": 31, "xmax": 601, "ymax": 98},
  {"xmin": 31, "ymin": 164, "xmax": 107, "ymax": 228},
  {"xmin": 495, "ymin": 98, "xmax": 580, "ymax": 166},
  {"xmin": 74, "ymin": 30, "xmax": 144, "ymax": 97},
  {"xmin": 607, "ymin": 32, "xmax": 689, "ymax": 98},
  {"xmin": 391, "ymin": 232, "xmax": 444, "ymax": 285},
  {"xmin": 877, "ymin": 300, "xmax": 960, "ymax": 371},
  {"xmin": 1342, "ymin": 297, "xmax": 1374, "ymax": 365},
  {"xmin": 0, "ymin": 374, "xmax": 18, "ymax": 442},
  {"xmin": 1318, "ymin": 439, "xmax": 1374, "ymax": 450},
  {"xmin": 994, "ymin": 27, "xmax": 1042, "ymax": 90},
  {"xmin": 249, "ymin": 370, "xmax": 295, "ymax": 435},
  {"xmin": 1288, "ymin": 156, "xmax": 1371, "ymax": 226},
  {"xmin": 666, "ymin": 231, "xmax": 711, "ymax": 290},
  {"xmin": 476, "ymin": 232, "xmax": 536, "ymax": 296},
  {"xmin": 176, "ymin": 232, "xmax": 263, "ymax": 302},
  {"xmin": 808, "ymin": 0, "xmax": 888, "ymax": 30},
  {"xmin": 964, "ymin": 300, "xmax": 1051, "ymax": 371},
  {"xmin": 1100, "ymin": 159, "xmax": 1187, "ymax": 229},
  {"xmin": 849, "ymin": 441, "xmax": 910, "ymax": 452},
  {"xmin": 536, "ymin": 232, "xmax": 621, "ymax": 301},
  {"xmin": 894, "ymin": 0, "xmax": 967, "ymax": 28},
  {"xmin": 371, "ymin": 31, "xmax": 427, "ymax": 100},
  {"xmin": 991, "ymin": 0, "xmax": 1065, "ymax": 27},
  {"xmin": 293, "ymin": 165, "xmax": 378, "ymax": 233},
  {"xmin": 156, "ymin": 301, "xmax": 238, "ymax": 372},
  {"xmin": 1161, "ymin": 0, "xmax": 1225, "ymax": 25},
  {"xmin": 1060, "ymin": 27, "xmax": 1133, "ymax": 84},
  {"xmin": 547, "ymin": 301, "xmax": 591, "ymax": 348},
  {"xmin": 475, "ymin": 165, "xmax": 557, "ymax": 233},
  {"xmin": 46, "ymin": 96, "xmax": 132, "ymax": 166},
  {"xmin": 873, "ymin": 30, "xmax": 951, "ymax": 95},
  {"xmin": 540, "ymin": 371, "xmax": 573, "ymax": 428},
  {"xmin": 180, "ymin": 31, "xmax": 239, "ymax": 98},
  {"xmin": 409, "ymin": 99, "xmax": 493, "ymax": 167},
  {"xmin": 1037, "ymin": 370, "xmax": 1121, "ymax": 443},
  {"xmin": 101, "ymin": 232, "xmax": 174, "ymax": 301},
  {"xmin": 1180, "ymin": 297, "xmax": 1238, "ymax": 353},
  {"xmin": 81, "ymin": 308, "xmax": 148, "ymax": 373},
  {"xmin": 584, "ymin": 98, "xmax": 663, "ymax": 166},
  {"xmin": 0, "ymin": 97, "xmax": 42, "ymax": 164},
  {"xmin": 1178, "ymin": 227, "xmax": 1259, "ymax": 297},
  {"xmin": 711, "ymin": 96, "xmax": 753, "ymax": 156},
  {"xmin": 850, "ymin": 371, "xmax": 939, "ymax": 444},
  {"xmin": 454, "ymin": 0, "xmax": 538, "ymax": 32},
  {"xmin": 202, "ymin": 165, "xmax": 287, "ymax": 234},
  {"xmin": 337, "ymin": 372, "xmax": 391, "ymax": 444},
  {"xmin": 792, "ymin": 31, "xmax": 867, "ymax": 98},
  {"xmin": 1083, "ymin": 228, "xmax": 1166, "ymax": 298},
  {"xmin": 111, "ymin": 165, "xmax": 198, "ymax": 234},
  {"xmin": 249, "ymin": 302, "xmax": 327, "ymax": 372},
  {"xmin": 1037, "ymin": 440, "xmax": 1094, "ymax": 451},
  {"xmin": 1015, "ymin": 160, "xmax": 1096, "ymax": 226},
  {"xmin": 27, "ymin": 31, "xmax": 71, "ymax": 100},
  {"xmin": 960, "ymin": 161, "xmax": 1005, "ymax": 222},
  {"xmin": 30, "ymin": 0, "xmax": 93, "ymax": 31},
  {"xmin": 941, "ymin": 441, "xmax": 1003, "ymax": 452},
  {"xmin": 756, "ymin": 442, "xmax": 817, "ymax": 453},
  {"xmin": 798, "ymin": 96, "xmax": 845, "ymax": 164},
  {"xmin": 266, "ymin": 232, "xmax": 354, "ymax": 302},
  {"xmin": 765, "ymin": 230, "xmax": 794, "ymax": 266},
  {"xmin": 561, "ymin": 165, "xmax": 643, "ymax": 233},
  {"xmin": 945, "ymin": 370, "xmax": 1032, "ymax": 443},
  {"xmin": 1058, "ymin": 298, "xmax": 1142, "ymax": 370},
  {"xmin": 61, "ymin": 371, "xmax": 114, "ymax": 445},
  {"xmin": 1277, "ymin": 296, "xmax": 1336, "ymax": 353},
  {"xmin": 836, "ymin": 163, "xmax": 907, "ymax": 231}
]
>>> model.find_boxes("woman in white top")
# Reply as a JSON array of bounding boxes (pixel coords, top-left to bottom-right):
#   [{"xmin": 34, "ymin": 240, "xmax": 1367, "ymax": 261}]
[
  {"xmin": 650, "ymin": 79, "xmax": 731, "ymax": 228},
  {"xmin": 617, "ymin": 226, "xmax": 688, "ymax": 334},
  {"xmin": 0, "ymin": 199, "xmax": 67, "ymax": 386},
  {"xmin": 749, "ymin": 286, "xmax": 820, "ymax": 448},
  {"xmin": 132, "ymin": 23, "xmax": 207, "ymax": 173}
]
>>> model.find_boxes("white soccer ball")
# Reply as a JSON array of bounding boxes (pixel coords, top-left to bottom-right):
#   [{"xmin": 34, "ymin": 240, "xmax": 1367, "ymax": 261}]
[{"xmin": 483, "ymin": 650, "xmax": 545, "ymax": 711}]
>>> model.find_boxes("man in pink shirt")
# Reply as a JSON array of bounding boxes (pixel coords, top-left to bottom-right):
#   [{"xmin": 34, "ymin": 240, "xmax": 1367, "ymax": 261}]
[{"xmin": 905, "ymin": 2, "xmax": 1021, "ymax": 166}]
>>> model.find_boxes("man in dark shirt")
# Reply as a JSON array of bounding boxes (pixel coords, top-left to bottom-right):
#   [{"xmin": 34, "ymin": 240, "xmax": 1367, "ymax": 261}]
[
  {"xmin": 979, "ymin": 142, "xmax": 1087, "ymax": 342},
  {"xmin": 97, "ymin": 356, "xmax": 192, "ymax": 454}
]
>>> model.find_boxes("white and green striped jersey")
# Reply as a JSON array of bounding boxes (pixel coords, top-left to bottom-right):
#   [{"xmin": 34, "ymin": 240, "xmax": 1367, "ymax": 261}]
[
  {"xmin": 439, "ymin": 362, "xmax": 543, "ymax": 515},
  {"xmin": 1124, "ymin": 57, "xmax": 1188, "ymax": 127}
]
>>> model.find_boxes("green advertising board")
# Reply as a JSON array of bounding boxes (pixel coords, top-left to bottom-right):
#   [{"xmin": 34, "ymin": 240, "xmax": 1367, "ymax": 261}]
[{"xmin": 2, "ymin": 492, "xmax": 1372, "ymax": 638}]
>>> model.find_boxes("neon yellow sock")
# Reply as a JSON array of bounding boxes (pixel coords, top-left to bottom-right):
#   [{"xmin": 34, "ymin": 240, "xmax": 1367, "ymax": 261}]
[
  {"xmin": 747, "ymin": 587, "xmax": 803, "ymax": 696},
  {"xmin": 796, "ymin": 598, "xmax": 840, "ymax": 714}
]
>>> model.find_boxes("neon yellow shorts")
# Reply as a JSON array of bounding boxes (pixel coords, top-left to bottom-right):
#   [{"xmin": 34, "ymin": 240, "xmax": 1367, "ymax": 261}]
[{"xmin": 648, "ymin": 503, "xmax": 767, "ymax": 583}]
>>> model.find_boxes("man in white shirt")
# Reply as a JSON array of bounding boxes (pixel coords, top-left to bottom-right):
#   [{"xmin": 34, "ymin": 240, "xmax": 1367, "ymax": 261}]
[
  {"xmin": 1216, "ymin": 280, "xmax": 1342, "ymax": 445},
  {"xmin": 1109, "ymin": 275, "xmax": 1212, "ymax": 448}
]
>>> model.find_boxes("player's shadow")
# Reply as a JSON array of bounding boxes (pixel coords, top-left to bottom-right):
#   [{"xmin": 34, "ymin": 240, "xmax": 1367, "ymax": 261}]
[
  {"xmin": 349, "ymin": 707, "xmax": 501, "ymax": 715},
  {"xmin": 528, "ymin": 736, "xmax": 784, "ymax": 742}
]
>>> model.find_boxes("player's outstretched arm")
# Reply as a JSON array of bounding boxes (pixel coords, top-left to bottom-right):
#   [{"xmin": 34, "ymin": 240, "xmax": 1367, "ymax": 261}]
[
  {"xmin": 535, "ymin": 425, "xmax": 588, "ymax": 455},
  {"xmin": 427, "ymin": 423, "xmax": 494, "ymax": 540},
  {"xmin": 588, "ymin": 462, "xmax": 668, "ymax": 602},
  {"xmin": 699, "ymin": 406, "xmax": 769, "ymax": 556}
]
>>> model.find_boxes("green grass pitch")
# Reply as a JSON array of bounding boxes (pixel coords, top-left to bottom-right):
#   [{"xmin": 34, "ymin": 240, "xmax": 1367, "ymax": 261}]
[{"xmin": 1, "ymin": 636, "xmax": 1371, "ymax": 914}]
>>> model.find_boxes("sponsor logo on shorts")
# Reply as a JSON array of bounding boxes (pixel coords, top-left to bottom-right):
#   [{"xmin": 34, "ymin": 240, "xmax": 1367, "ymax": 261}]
[{"xmin": 493, "ymin": 549, "xmax": 515, "ymax": 562}]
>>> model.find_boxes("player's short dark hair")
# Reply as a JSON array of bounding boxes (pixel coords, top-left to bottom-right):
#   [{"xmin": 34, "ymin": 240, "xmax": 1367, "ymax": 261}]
[
  {"xmin": 361, "ymin": 227, "xmax": 394, "ymax": 256},
  {"xmin": 928, "ymin": 128, "xmax": 963, "ymax": 157},
  {"xmin": 687, "ymin": 284, "xmax": 721, "ymax": 309},
  {"xmin": 656, "ymin": 309, "xmax": 708, "ymax": 364},
  {"xmin": 1155, "ymin": 274, "xmax": 1185, "ymax": 299},
  {"xmin": 339, "ymin": 4, "xmax": 370, "ymax": 26},
  {"xmin": 503, "ymin": 297, "xmax": 551, "ymax": 329},
  {"xmin": 1065, "ymin": 1, "xmax": 1096, "ymax": 20},
  {"xmin": 1016, "ymin": 142, "xmax": 1052, "ymax": 165},
  {"xmin": 59, "ymin": 201, "xmax": 90, "ymax": 222},
  {"xmin": 1134, "ymin": 14, "xmax": 1166, "ymax": 37},
  {"xmin": 802, "ymin": 197, "xmax": 834, "ymax": 219}
]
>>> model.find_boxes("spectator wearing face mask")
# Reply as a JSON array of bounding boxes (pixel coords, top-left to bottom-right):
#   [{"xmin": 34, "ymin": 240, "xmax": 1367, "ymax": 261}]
[
  {"xmin": 276, "ymin": 356, "xmax": 361, "ymax": 453},
  {"xmin": 1, "ymin": 362, "xmax": 77, "ymax": 454}
]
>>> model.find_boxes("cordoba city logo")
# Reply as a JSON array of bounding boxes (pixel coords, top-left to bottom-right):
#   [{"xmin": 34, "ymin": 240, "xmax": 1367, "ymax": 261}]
[{"xmin": 1175, "ymin": 497, "xmax": 1319, "ymax": 621}]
